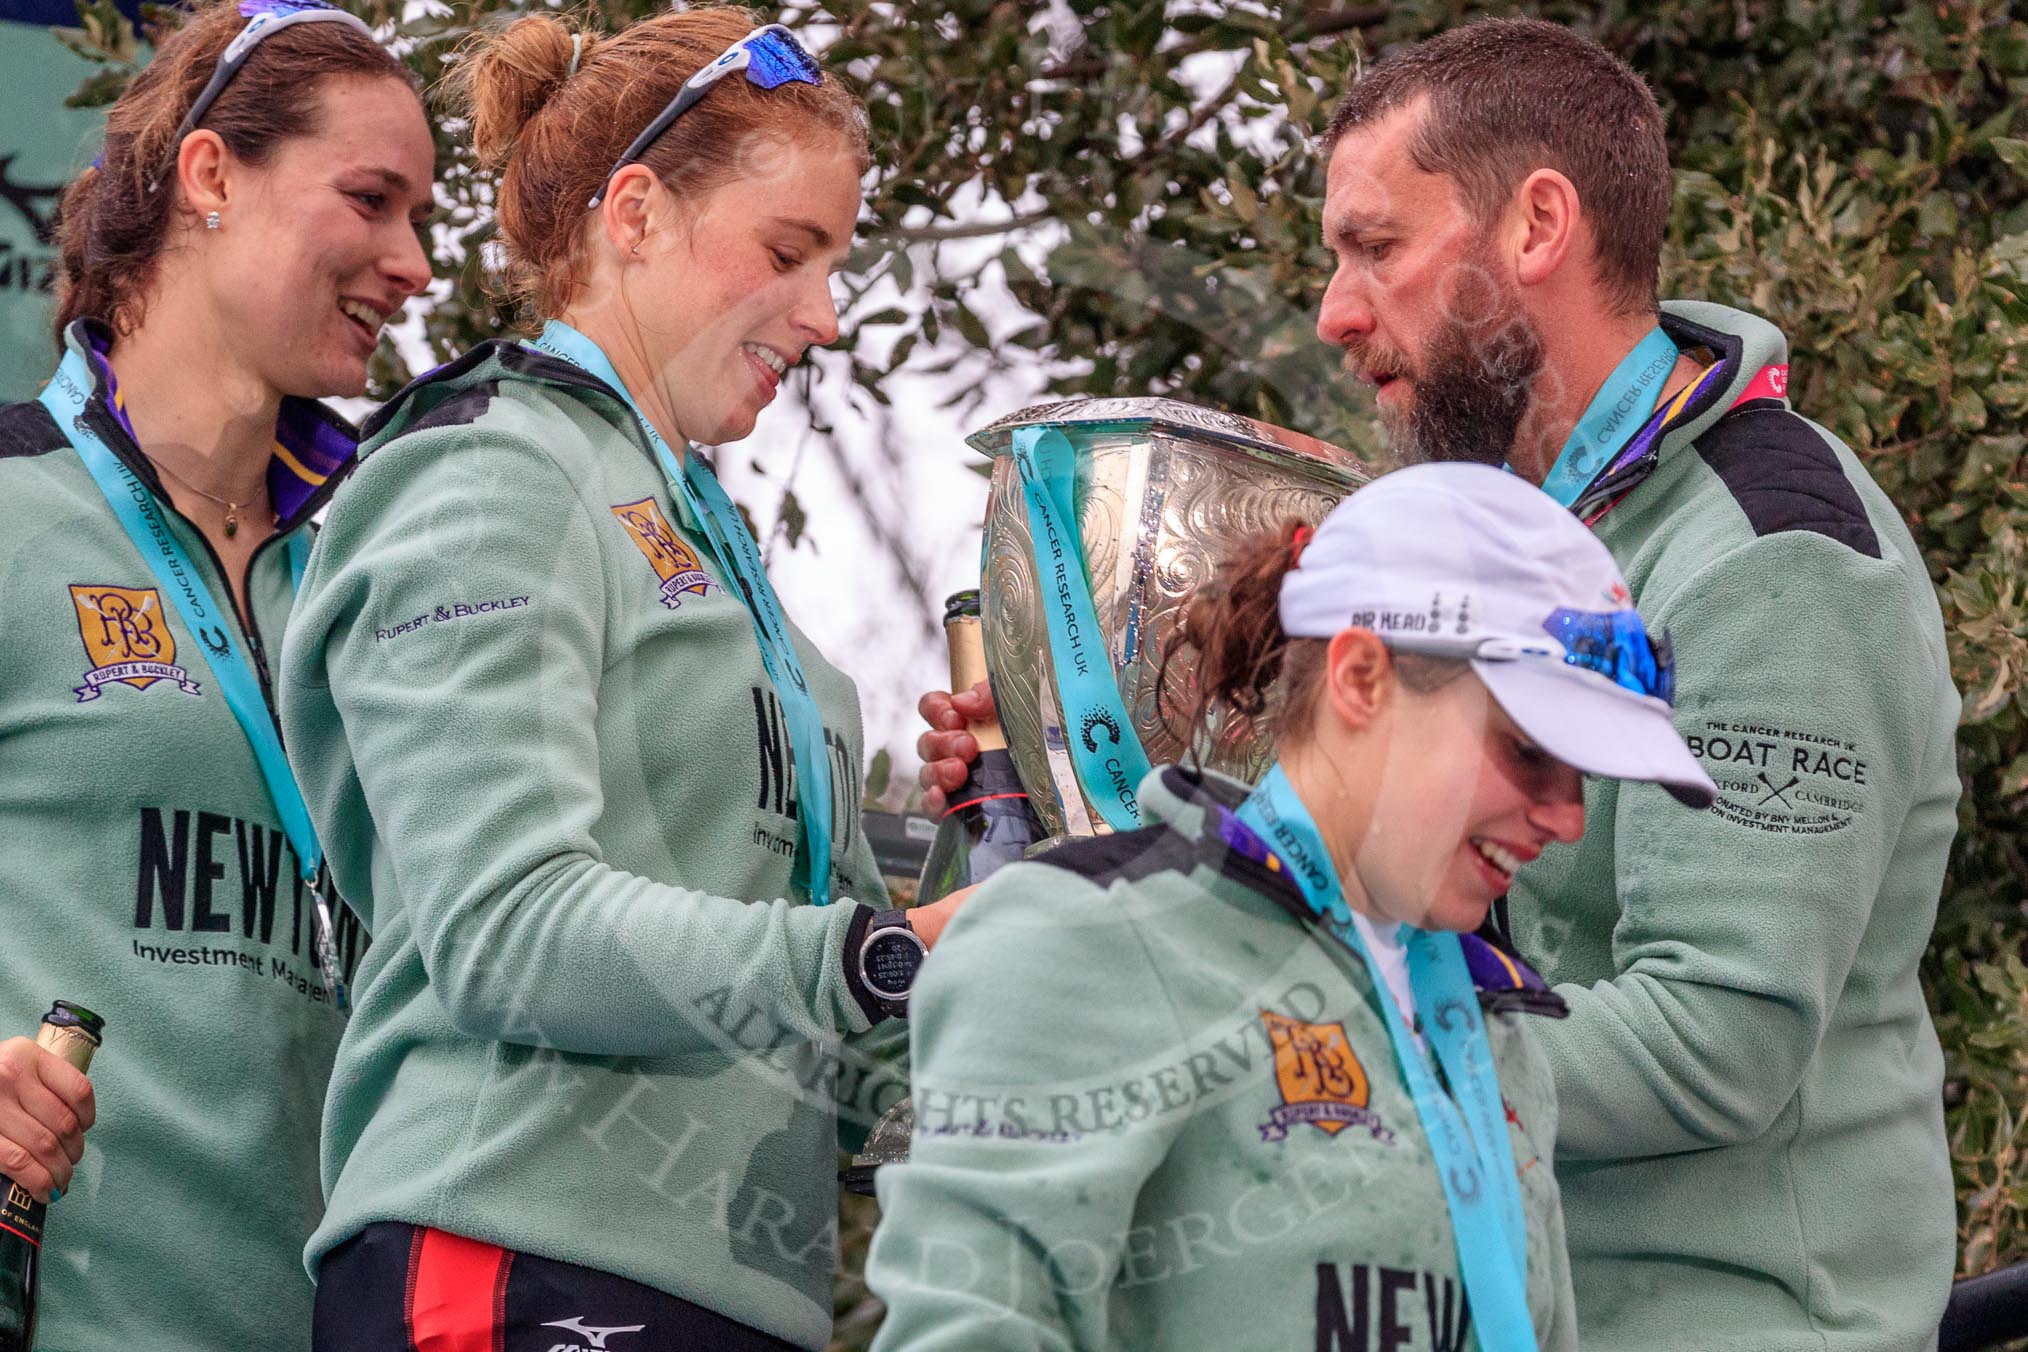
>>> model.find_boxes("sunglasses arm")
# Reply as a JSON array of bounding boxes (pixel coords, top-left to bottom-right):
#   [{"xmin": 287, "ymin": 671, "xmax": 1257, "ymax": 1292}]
[
  {"xmin": 585, "ymin": 23, "xmax": 808, "ymax": 210},
  {"xmin": 154, "ymin": 8, "xmax": 373, "ymax": 193}
]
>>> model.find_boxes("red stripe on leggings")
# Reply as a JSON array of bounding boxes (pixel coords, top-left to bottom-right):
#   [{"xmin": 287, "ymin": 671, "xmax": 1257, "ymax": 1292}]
[{"xmin": 406, "ymin": 1227, "xmax": 512, "ymax": 1352}]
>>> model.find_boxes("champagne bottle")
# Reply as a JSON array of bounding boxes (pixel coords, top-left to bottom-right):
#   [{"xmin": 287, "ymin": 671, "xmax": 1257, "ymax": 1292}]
[
  {"xmin": 916, "ymin": 590, "xmax": 1044, "ymax": 903},
  {"xmin": 0, "ymin": 1002, "xmax": 104, "ymax": 1352},
  {"xmin": 845, "ymin": 595, "xmax": 1044, "ymax": 1197}
]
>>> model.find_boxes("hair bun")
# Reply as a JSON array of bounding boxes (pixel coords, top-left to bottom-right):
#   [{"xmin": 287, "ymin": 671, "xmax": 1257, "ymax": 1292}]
[
  {"xmin": 458, "ymin": 15, "xmax": 595, "ymax": 168},
  {"xmin": 1158, "ymin": 519, "xmax": 1310, "ymax": 754}
]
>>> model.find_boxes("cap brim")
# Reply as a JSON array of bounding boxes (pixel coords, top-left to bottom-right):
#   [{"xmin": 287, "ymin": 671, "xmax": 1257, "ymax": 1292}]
[{"xmin": 1473, "ymin": 659, "xmax": 1717, "ymax": 809}]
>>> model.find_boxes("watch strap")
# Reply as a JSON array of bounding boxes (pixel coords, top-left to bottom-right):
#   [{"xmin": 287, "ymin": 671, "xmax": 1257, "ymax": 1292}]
[{"xmin": 840, "ymin": 904, "xmax": 885, "ymax": 1024}]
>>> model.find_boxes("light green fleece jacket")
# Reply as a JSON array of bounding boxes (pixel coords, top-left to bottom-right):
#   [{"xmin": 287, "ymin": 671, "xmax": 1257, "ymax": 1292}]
[
  {"xmin": 867, "ymin": 766, "xmax": 1578, "ymax": 1352},
  {"xmin": 278, "ymin": 340, "xmax": 905, "ymax": 1350},
  {"xmin": 1506, "ymin": 301, "xmax": 1958, "ymax": 1350},
  {"xmin": 0, "ymin": 320, "xmax": 364, "ymax": 1351}
]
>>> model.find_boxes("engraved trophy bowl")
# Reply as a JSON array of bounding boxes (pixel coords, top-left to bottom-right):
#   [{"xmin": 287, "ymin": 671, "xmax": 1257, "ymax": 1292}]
[
  {"xmin": 842, "ymin": 398, "xmax": 1367, "ymax": 1198},
  {"xmin": 969, "ymin": 396, "xmax": 1369, "ymax": 842}
]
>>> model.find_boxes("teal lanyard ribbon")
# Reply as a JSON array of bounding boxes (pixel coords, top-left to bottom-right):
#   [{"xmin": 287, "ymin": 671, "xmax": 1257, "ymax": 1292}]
[
  {"xmin": 1534, "ymin": 325, "xmax": 1678, "ymax": 508},
  {"xmin": 527, "ymin": 321, "xmax": 835, "ymax": 906},
  {"xmin": 1010, "ymin": 425, "xmax": 1150, "ymax": 831},
  {"xmin": 40, "ymin": 349, "xmax": 345, "ymax": 1008},
  {"xmin": 1237, "ymin": 765, "xmax": 1536, "ymax": 1351}
]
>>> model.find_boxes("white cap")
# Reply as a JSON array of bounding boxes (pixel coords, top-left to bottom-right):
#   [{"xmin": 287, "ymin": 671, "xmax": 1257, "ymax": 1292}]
[{"xmin": 1280, "ymin": 462, "xmax": 1716, "ymax": 808}]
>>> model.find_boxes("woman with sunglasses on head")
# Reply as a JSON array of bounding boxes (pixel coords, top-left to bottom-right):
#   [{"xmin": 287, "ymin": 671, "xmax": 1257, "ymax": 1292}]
[
  {"xmin": 278, "ymin": 12, "xmax": 960, "ymax": 1350},
  {"xmin": 0, "ymin": 1, "xmax": 432, "ymax": 1346},
  {"xmin": 864, "ymin": 463, "xmax": 1718, "ymax": 1352}
]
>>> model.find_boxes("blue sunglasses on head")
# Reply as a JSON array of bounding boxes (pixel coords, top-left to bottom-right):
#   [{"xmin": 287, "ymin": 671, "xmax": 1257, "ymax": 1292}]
[
  {"xmin": 165, "ymin": 0, "xmax": 374, "ymax": 162},
  {"xmin": 586, "ymin": 24, "xmax": 822, "ymax": 209}
]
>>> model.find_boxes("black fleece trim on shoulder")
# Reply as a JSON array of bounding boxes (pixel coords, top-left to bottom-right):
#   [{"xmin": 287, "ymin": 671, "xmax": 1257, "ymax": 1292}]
[
  {"xmin": 494, "ymin": 340, "xmax": 614, "ymax": 393},
  {"xmin": 0, "ymin": 399, "xmax": 62, "ymax": 460},
  {"xmin": 363, "ymin": 339, "xmax": 630, "ymax": 443},
  {"xmin": 1697, "ymin": 406, "xmax": 1881, "ymax": 559},
  {"xmin": 360, "ymin": 343, "xmax": 499, "ymax": 440},
  {"xmin": 1148, "ymin": 765, "xmax": 1314, "ymax": 912},
  {"xmin": 1208, "ymin": 841, "xmax": 1316, "ymax": 928},
  {"xmin": 1018, "ymin": 769, "xmax": 1317, "ymax": 931},
  {"xmin": 405, "ymin": 382, "xmax": 507, "ymax": 436},
  {"xmin": 1175, "ymin": 764, "xmax": 1251, "ymax": 811},
  {"xmin": 1, "ymin": 388, "xmax": 152, "ymax": 493},
  {"xmin": 5, "ymin": 382, "xmax": 351, "ymax": 533},
  {"xmin": 1026, "ymin": 826, "xmax": 1197, "ymax": 888}
]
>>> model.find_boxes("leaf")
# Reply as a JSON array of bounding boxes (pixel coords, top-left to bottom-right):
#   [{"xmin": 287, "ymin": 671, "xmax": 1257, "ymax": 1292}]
[
  {"xmin": 999, "ymin": 246, "xmax": 1038, "ymax": 288},
  {"xmin": 778, "ymin": 488, "xmax": 807, "ymax": 550},
  {"xmin": 51, "ymin": 28, "xmax": 107, "ymax": 63},
  {"xmin": 1999, "ymin": 753, "xmax": 2028, "ymax": 800},
  {"xmin": 1995, "ymin": 138, "xmax": 2028, "ymax": 179},
  {"xmin": 882, "ymin": 330, "xmax": 919, "ymax": 373},
  {"xmin": 65, "ymin": 65, "xmax": 134, "ymax": 109},
  {"xmin": 864, "ymin": 747, "xmax": 893, "ymax": 803},
  {"xmin": 953, "ymin": 302, "xmax": 990, "ymax": 347},
  {"xmin": 1965, "ymin": 671, "xmax": 2014, "ymax": 725},
  {"xmin": 1951, "ymin": 386, "xmax": 1990, "ymax": 434},
  {"xmin": 888, "ymin": 182, "xmax": 943, "ymax": 212},
  {"xmin": 1918, "ymin": 192, "xmax": 1958, "ymax": 239},
  {"xmin": 1226, "ymin": 173, "xmax": 1260, "ymax": 223}
]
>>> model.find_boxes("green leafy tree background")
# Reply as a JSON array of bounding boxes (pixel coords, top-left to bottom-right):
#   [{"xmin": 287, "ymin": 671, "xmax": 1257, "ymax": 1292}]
[{"xmin": 58, "ymin": 0, "xmax": 2028, "ymax": 1342}]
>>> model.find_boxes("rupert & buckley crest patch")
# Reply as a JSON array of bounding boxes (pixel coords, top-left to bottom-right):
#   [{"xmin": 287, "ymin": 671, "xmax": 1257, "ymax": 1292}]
[
  {"xmin": 1257, "ymin": 1009, "xmax": 1395, "ymax": 1144},
  {"xmin": 69, "ymin": 583, "xmax": 201, "ymax": 701},
  {"xmin": 611, "ymin": 498, "xmax": 716, "ymax": 610}
]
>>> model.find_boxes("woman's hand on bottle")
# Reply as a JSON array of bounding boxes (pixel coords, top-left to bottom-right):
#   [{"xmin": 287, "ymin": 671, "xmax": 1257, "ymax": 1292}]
[
  {"xmin": 915, "ymin": 680, "xmax": 995, "ymax": 817},
  {"xmin": 909, "ymin": 884, "xmax": 978, "ymax": 950},
  {"xmin": 0, "ymin": 1037, "xmax": 94, "ymax": 1202}
]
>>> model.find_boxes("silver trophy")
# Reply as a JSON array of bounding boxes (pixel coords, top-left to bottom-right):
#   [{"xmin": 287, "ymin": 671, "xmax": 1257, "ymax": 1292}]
[
  {"xmin": 845, "ymin": 397, "xmax": 1364, "ymax": 1193},
  {"xmin": 971, "ymin": 396, "xmax": 1367, "ymax": 842}
]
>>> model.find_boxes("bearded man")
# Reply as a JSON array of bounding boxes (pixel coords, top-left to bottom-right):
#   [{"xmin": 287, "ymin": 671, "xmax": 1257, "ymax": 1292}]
[
  {"xmin": 920, "ymin": 17, "xmax": 1958, "ymax": 1351},
  {"xmin": 1317, "ymin": 19, "xmax": 1955, "ymax": 1350}
]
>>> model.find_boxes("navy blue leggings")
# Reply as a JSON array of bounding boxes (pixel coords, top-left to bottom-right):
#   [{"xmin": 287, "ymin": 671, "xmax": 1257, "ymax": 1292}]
[{"xmin": 313, "ymin": 1222, "xmax": 800, "ymax": 1352}]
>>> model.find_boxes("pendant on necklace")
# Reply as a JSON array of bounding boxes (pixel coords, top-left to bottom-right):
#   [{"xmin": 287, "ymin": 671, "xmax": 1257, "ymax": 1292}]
[{"xmin": 224, "ymin": 505, "xmax": 238, "ymax": 538}]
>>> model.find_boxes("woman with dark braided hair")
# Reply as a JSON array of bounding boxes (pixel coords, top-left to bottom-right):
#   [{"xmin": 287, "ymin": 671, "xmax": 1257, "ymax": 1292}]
[
  {"xmin": 867, "ymin": 463, "xmax": 1718, "ymax": 1352},
  {"xmin": 0, "ymin": 1, "xmax": 431, "ymax": 1346}
]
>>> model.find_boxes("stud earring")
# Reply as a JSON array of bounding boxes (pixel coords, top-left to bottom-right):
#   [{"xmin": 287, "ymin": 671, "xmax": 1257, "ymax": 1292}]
[{"xmin": 205, "ymin": 211, "xmax": 221, "ymax": 231}]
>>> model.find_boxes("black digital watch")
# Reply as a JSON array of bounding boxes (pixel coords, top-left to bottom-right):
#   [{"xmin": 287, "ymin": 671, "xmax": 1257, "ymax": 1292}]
[{"xmin": 856, "ymin": 908, "xmax": 926, "ymax": 1019}]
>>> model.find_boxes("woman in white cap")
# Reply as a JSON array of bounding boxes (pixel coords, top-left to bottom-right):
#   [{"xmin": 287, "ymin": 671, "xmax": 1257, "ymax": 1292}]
[{"xmin": 863, "ymin": 461, "xmax": 1716, "ymax": 1352}]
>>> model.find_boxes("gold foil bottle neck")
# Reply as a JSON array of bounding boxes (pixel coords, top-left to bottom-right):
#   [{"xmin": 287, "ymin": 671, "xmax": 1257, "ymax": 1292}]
[
  {"xmin": 943, "ymin": 613, "xmax": 1008, "ymax": 753},
  {"xmin": 35, "ymin": 1021, "xmax": 99, "ymax": 1075}
]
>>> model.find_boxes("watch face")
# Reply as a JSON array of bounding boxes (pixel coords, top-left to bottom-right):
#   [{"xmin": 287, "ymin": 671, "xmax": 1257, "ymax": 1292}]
[{"xmin": 863, "ymin": 928, "xmax": 925, "ymax": 1000}]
